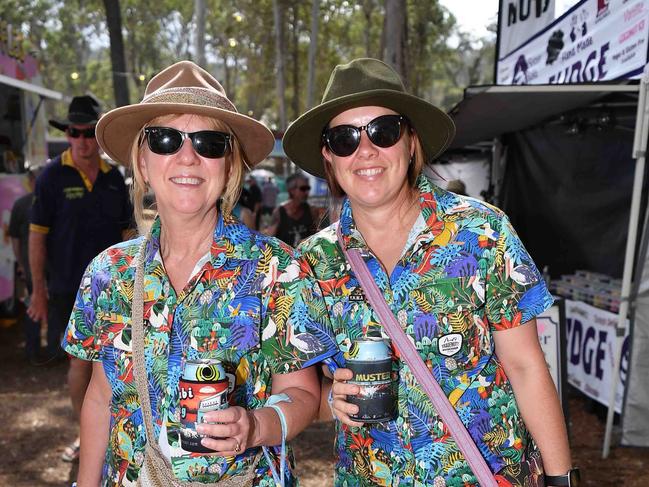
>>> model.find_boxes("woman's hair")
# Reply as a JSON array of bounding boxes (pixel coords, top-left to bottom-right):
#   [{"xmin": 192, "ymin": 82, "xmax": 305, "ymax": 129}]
[
  {"xmin": 322, "ymin": 122, "xmax": 425, "ymax": 199},
  {"xmin": 130, "ymin": 114, "xmax": 247, "ymax": 233}
]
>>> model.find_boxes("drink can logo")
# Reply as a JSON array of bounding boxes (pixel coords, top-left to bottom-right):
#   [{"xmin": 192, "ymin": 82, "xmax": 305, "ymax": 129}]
[
  {"xmin": 344, "ymin": 338, "xmax": 396, "ymax": 423},
  {"xmin": 179, "ymin": 359, "xmax": 229, "ymax": 453}
]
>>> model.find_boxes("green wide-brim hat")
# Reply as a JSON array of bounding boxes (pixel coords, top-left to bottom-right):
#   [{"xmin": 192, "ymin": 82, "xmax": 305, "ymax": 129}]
[{"xmin": 283, "ymin": 58, "xmax": 455, "ymax": 179}]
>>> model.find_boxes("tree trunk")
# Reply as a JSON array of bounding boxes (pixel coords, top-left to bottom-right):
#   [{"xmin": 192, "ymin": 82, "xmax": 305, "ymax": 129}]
[
  {"xmin": 103, "ymin": 0, "xmax": 130, "ymax": 107},
  {"xmin": 306, "ymin": 0, "xmax": 319, "ymax": 109},
  {"xmin": 291, "ymin": 2, "xmax": 300, "ymax": 121},
  {"xmin": 383, "ymin": 0, "xmax": 408, "ymax": 86},
  {"xmin": 194, "ymin": 0, "xmax": 206, "ymax": 66},
  {"xmin": 363, "ymin": 0, "xmax": 374, "ymax": 57},
  {"xmin": 273, "ymin": 0, "xmax": 287, "ymax": 131}
]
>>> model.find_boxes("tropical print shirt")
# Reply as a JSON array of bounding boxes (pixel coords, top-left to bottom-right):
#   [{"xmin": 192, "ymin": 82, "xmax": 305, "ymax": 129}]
[
  {"xmin": 63, "ymin": 213, "xmax": 336, "ymax": 486},
  {"xmin": 298, "ymin": 175, "xmax": 553, "ymax": 487}
]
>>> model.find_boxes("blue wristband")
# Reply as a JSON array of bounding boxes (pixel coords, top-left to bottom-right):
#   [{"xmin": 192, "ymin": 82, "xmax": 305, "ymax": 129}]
[{"xmin": 262, "ymin": 393, "xmax": 292, "ymax": 487}]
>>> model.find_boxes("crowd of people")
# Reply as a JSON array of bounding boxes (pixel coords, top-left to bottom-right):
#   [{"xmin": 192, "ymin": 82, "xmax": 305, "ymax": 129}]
[{"xmin": 8, "ymin": 57, "xmax": 578, "ymax": 487}]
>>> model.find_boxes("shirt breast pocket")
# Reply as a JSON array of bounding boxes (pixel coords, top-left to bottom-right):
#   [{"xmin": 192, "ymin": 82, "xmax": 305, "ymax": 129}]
[{"xmin": 409, "ymin": 276, "xmax": 487, "ymax": 368}]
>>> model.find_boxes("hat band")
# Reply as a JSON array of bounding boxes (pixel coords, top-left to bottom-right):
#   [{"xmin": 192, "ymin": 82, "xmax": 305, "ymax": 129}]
[{"xmin": 143, "ymin": 87, "xmax": 237, "ymax": 112}]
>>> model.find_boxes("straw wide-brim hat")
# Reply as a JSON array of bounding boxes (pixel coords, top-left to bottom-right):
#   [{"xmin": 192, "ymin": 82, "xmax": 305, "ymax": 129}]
[
  {"xmin": 283, "ymin": 58, "xmax": 455, "ymax": 179},
  {"xmin": 96, "ymin": 60, "xmax": 274, "ymax": 166}
]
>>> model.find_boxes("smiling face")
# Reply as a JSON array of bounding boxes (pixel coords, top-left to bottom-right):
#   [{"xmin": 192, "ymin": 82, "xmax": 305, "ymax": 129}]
[
  {"xmin": 322, "ymin": 106, "xmax": 416, "ymax": 212},
  {"xmin": 138, "ymin": 114, "xmax": 230, "ymax": 220}
]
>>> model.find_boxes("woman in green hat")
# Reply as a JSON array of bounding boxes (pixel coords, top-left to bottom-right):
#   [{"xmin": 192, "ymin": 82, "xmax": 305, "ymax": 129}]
[{"xmin": 284, "ymin": 58, "xmax": 575, "ymax": 487}]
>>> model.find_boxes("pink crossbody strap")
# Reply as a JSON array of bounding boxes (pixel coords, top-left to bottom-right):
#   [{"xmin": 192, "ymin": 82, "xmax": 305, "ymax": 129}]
[{"xmin": 337, "ymin": 226, "xmax": 497, "ymax": 486}]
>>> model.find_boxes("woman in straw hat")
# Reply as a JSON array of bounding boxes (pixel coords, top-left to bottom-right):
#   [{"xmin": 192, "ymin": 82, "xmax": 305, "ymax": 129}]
[
  {"xmin": 284, "ymin": 58, "xmax": 575, "ymax": 486},
  {"xmin": 63, "ymin": 61, "xmax": 336, "ymax": 486}
]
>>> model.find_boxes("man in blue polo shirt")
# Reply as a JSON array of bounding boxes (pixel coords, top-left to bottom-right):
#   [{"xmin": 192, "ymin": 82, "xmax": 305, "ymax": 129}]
[{"xmin": 27, "ymin": 95, "xmax": 132, "ymax": 462}]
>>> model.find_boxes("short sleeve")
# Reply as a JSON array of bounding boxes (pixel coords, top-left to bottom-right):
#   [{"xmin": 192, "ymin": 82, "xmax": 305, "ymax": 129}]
[
  {"xmin": 485, "ymin": 214, "xmax": 553, "ymax": 331},
  {"xmin": 261, "ymin": 252, "xmax": 337, "ymax": 374},
  {"xmin": 30, "ymin": 171, "xmax": 54, "ymax": 232},
  {"xmin": 62, "ymin": 256, "xmax": 103, "ymax": 361}
]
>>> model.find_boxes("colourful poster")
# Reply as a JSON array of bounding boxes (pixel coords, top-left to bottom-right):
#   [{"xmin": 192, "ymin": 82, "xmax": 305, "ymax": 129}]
[{"xmin": 497, "ymin": 0, "xmax": 649, "ymax": 84}]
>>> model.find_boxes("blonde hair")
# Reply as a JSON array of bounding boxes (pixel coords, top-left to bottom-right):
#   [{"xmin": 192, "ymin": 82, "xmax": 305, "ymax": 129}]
[
  {"xmin": 129, "ymin": 114, "xmax": 247, "ymax": 233},
  {"xmin": 323, "ymin": 126, "xmax": 425, "ymax": 199}
]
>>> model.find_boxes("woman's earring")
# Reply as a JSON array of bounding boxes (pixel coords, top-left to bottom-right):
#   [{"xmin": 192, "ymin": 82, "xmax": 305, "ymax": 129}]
[{"xmin": 409, "ymin": 155, "xmax": 415, "ymax": 165}]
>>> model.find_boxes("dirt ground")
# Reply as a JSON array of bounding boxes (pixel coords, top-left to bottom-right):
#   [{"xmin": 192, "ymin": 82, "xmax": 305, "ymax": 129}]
[{"xmin": 0, "ymin": 315, "xmax": 648, "ymax": 487}]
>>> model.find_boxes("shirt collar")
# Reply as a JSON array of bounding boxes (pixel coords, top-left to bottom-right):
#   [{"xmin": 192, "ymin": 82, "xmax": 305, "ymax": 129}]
[
  {"xmin": 61, "ymin": 149, "xmax": 110, "ymax": 192},
  {"xmin": 337, "ymin": 175, "xmax": 456, "ymax": 251},
  {"xmin": 142, "ymin": 209, "xmax": 256, "ymax": 269}
]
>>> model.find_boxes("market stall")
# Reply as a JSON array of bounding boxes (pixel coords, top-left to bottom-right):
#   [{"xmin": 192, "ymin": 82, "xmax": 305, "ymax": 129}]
[
  {"xmin": 449, "ymin": 0, "xmax": 649, "ymax": 455},
  {"xmin": 0, "ymin": 22, "xmax": 62, "ymax": 310}
]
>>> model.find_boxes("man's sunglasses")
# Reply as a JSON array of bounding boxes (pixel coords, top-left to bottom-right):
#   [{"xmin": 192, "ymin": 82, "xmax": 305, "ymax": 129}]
[
  {"xmin": 322, "ymin": 114, "xmax": 408, "ymax": 157},
  {"xmin": 143, "ymin": 127, "xmax": 231, "ymax": 159},
  {"xmin": 297, "ymin": 185, "xmax": 310, "ymax": 192},
  {"xmin": 67, "ymin": 127, "xmax": 96, "ymax": 139}
]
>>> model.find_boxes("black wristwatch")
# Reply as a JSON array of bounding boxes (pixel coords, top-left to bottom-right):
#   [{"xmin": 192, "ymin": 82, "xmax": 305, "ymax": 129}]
[{"xmin": 545, "ymin": 468, "xmax": 580, "ymax": 486}]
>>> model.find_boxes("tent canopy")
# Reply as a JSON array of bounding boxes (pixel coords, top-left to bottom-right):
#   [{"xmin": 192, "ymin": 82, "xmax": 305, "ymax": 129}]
[
  {"xmin": 0, "ymin": 74, "xmax": 63, "ymax": 100},
  {"xmin": 448, "ymin": 84, "xmax": 639, "ymax": 149}
]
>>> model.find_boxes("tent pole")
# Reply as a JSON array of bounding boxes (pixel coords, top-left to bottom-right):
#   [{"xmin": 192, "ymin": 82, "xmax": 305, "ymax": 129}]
[{"xmin": 602, "ymin": 64, "xmax": 649, "ymax": 458}]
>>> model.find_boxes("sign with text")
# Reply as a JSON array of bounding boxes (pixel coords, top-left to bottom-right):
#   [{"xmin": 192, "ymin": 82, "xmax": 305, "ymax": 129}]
[
  {"xmin": 498, "ymin": 0, "xmax": 556, "ymax": 58},
  {"xmin": 565, "ymin": 299, "xmax": 630, "ymax": 412},
  {"xmin": 497, "ymin": 0, "xmax": 649, "ymax": 84},
  {"xmin": 536, "ymin": 302, "xmax": 563, "ymax": 395}
]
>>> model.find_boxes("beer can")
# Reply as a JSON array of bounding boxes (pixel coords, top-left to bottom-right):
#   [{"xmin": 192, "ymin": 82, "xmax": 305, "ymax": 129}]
[
  {"xmin": 345, "ymin": 338, "xmax": 396, "ymax": 423},
  {"xmin": 179, "ymin": 359, "xmax": 229, "ymax": 453}
]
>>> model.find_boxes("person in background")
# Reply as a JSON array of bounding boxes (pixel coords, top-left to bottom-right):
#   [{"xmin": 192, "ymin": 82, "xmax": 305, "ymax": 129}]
[
  {"xmin": 65, "ymin": 60, "xmax": 335, "ymax": 486},
  {"xmin": 8, "ymin": 167, "xmax": 40, "ymax": 365},
  {"xmin": 27, "ymin": 95, "xmax": 133, "ymax": 463},
  {"xmin": 243, "ymin": 174, "xmax": 262, "ymax": 228},
  {"xmin": 446, "ymin": 178, "xmax": 467, "ymax": 195},
  {"xmin": 263, "ymin": 173, "xmax": 319, "ymax": 246},
  {"xmin": 261, "ymin": 176, "xmax": 279, "ymax": 216},
  {"xmin": 284, "ymin": 58, "xmax": 575, "ymax": 486}
]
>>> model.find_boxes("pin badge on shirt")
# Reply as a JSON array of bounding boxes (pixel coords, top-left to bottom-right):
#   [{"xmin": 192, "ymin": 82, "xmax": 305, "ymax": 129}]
[{"xmin": 438, "ymin": 333, "xmax": 463, "ymax": 357}]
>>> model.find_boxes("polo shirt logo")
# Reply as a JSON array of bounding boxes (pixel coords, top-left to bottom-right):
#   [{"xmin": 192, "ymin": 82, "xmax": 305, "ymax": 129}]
[
  {"xmin": 348, "ymin": 287, "xmax": 365, "ymax": 302},
  {"xmin": 63, "ymin": 186, "xmax": 85, "ymax": 199},
  {"xmin": 438, "ymin": 333, "xmax": 463, "ymax": 356}
]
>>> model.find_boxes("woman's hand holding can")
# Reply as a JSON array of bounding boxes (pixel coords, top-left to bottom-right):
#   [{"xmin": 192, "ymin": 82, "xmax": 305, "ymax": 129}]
[
  {"xmin": 196, "ymin": 406, "xmax": 253, "ymax": 455},
  {"xmin": 331, "ymin": 368, "xmax": 365, "ymax": 427}
]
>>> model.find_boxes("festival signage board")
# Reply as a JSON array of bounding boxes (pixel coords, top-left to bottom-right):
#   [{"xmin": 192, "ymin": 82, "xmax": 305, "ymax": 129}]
[
  {"xmin": 496, "ymin": 0, "xmax": 649, "ymax": 84},
  {"xmin": 498, "ymin": 0, "xmax": 556, "ymax": 58},
  {"xmin": 537, "ymin": 301, "xmax": 564, "ymax": 397},
  {"xmin": 565, "ymin": 299, "xmax": 630, "ymax": 412}
]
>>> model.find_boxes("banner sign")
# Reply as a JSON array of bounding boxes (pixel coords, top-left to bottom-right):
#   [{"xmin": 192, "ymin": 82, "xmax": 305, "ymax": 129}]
[
  {"xmin": 565, "ymin": 299, "xmax": 630, "ymax": 412},
  {"xmin": 498, "ymin": 0, "xmax": 556, "ymax": 58},
  {"xmin": 536, "ymin": 302, "xmax": 563, "ymax": 395},
  {"xmin": 496, "ymin": 0, "xmax": 649, "ymax": 84}
]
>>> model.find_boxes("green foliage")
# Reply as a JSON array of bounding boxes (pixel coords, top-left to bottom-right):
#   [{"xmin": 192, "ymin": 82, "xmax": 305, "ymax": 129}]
[{"xmin": 8, "ymin": 0, "xmax": 495, "ymax": 126}]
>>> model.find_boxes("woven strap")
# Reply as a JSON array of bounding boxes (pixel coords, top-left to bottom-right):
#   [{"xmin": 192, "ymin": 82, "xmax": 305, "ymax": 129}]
[
  {"xmin": 131, "ymin": 237, "xmax": 260, "ymax": 487},
  {"xmin": 336, "ymin": 225, "xmax": 497, "ymax": 487}
]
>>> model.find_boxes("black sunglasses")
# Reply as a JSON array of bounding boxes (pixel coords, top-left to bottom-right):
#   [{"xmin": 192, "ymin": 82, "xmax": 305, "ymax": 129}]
[
  {"xmin": 67, "ymin": 127, "xmax": 96, "ymax": 139},
  {"xmin": 322, "ymin": 114, "xmax": 408, "ymax": 157},
  {"xmin": 297, "ymin": 185, "xmax": 311, "ymax": 192},
  {"xmin": 144, "ymin": 127, "xmax": 231, "ymax": 159}
]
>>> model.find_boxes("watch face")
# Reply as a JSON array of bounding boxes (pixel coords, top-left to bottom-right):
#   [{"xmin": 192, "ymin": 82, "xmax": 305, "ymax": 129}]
[{"xmin": 569, "ymin": 468, "xmax": 581, "ymax": 485}]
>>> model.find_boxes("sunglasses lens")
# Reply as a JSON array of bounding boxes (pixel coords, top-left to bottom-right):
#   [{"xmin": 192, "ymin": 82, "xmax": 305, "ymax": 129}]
[
  {"xmin": 68, "ymin": 127, "xmax": 95, "ymax": 138},
  {"xmin": 192, "ymin": 131, "xmax": 229, "ymax": 158},
  {"xmin": 367, "ymin": 115, "xmax": 402, "ymax": 147},
  {"xmin": 326, "ymin": 126, "xmax": 360, "ymax": 157},
  {"xmin": 147, "ymin": 128, "xmax": 183, "ymax": 155}
]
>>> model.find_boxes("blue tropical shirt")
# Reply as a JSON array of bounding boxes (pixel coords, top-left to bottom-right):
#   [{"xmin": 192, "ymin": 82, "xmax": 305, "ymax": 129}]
[
  {"xmin": 63, "ymin": 212, "xmax": 336, "ymax": 486},
  {"xmin": 298, "ymin": 175, "xmax": 553, "ymax": 487}
]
